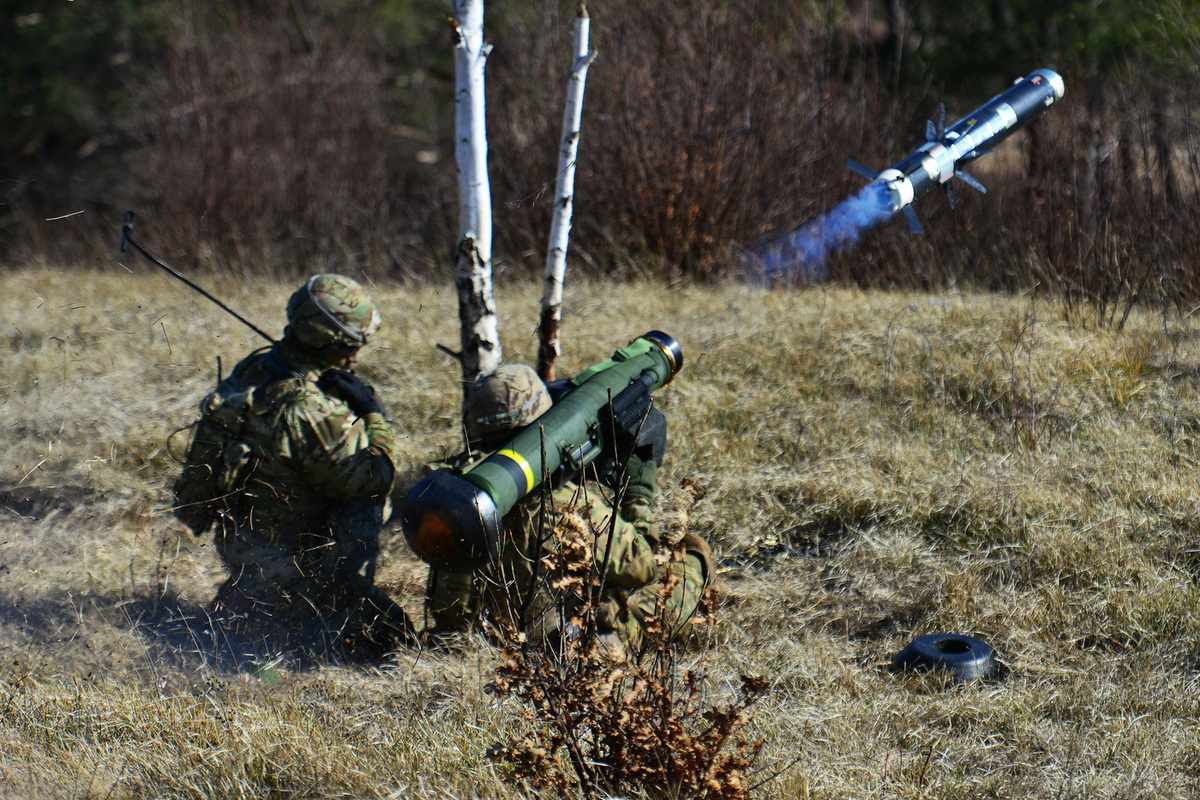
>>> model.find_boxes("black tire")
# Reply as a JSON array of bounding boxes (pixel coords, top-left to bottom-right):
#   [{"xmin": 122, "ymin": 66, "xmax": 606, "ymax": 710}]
[{"xmin": 893, "ymin": 633, "xmax": 997, "ymax": 682}]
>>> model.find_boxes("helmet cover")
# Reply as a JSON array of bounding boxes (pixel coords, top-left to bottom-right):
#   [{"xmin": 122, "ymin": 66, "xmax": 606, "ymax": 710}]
[
  {"xmin": 285, "ymin": 274, "xmax": 381, "ymax": 351},
  {"xmin": 466, "ymin": 364, "xmax": 553, "ymax": 445}
]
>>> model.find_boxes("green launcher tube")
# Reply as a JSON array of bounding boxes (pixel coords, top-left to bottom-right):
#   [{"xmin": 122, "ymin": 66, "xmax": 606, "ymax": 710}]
[{"xmin": 402, "ymin": 330, "xmax": 682, "ymax": 569}]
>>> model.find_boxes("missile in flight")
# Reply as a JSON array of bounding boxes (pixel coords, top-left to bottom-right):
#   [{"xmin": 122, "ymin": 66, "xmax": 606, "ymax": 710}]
[{"xmin": 847, "ymin": 68, "xmax": 1066, "ymax": 234}]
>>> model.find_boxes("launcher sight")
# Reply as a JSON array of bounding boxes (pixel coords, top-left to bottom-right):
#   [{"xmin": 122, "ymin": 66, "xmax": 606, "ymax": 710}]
[{"xmin": 402, "ymin": 330, "xmax": 682, "ymax": 570}]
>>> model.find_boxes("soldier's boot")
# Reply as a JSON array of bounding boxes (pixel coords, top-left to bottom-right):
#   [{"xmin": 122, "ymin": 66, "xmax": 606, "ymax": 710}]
[
  {"xmin": 336, "ymin": 582, "xmax": 417, "ymax": 660},
  {"xmin": 424, "ymin": 568, "xmax": 478, "ymax": 648}
]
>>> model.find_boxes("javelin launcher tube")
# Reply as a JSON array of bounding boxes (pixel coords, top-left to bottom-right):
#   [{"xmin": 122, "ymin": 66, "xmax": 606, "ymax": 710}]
[{"xmin": 402, "ymin": 330, "xmax": 683, "ymax": 570}]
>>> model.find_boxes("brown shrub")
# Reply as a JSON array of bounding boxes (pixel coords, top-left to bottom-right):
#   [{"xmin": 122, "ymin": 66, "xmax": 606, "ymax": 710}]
[
  {"xmin": 132, "ymin": 0, "xmax": 454, "ymax": 276},
  {"xmin": 484, "ymin": 482, "xmax": 768, "ymax": 799},
  {"xmin": 8, "ymin": 0, "xmax": 1200, "ymax": 320},
  {"xmin": 487, "ymin": 0, "xmax": 880, "ymax": 280}
]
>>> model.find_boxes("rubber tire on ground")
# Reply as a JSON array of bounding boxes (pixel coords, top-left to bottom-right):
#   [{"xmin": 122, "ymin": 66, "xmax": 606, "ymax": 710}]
[{"xmin": 892, "ymin": 633, "xmax": 997, "ymax": 682}]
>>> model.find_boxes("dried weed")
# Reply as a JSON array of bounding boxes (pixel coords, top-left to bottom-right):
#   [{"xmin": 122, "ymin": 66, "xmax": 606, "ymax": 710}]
[
  {"xmin": 6, "ymin": 271, "xmax": 1200, "ymax": 796},
  {"xmin": 485, "ymin": 489, "xmax": 767, "ymax": 799}
]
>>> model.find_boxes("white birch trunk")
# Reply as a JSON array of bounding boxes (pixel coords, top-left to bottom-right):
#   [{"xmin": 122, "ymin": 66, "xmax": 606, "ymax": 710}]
[
  {"xmin": 536, "ymin": 2, "xmax": 596, "ymax": 382},
  {"xmin": 453, "ymin": 0, "xmax": 502, "ymax": 391}
]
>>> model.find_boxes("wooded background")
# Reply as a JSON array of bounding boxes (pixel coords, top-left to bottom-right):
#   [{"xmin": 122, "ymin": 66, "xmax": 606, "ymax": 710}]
[{"xmin": 4, "ymin": 0, "xmax": 1199, "ymax": 313}]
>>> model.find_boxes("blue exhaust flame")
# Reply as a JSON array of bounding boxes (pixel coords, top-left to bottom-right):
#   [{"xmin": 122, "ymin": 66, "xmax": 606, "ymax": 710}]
[{"xmin": 753, "ymin": 183, "xmax": 893, "ymax": 283}]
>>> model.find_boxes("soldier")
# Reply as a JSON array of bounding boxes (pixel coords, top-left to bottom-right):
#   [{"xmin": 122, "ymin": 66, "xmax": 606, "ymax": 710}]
[
  {"xmin": 425, "ymin": 364, "xmax": 712, "ymax": 654},
  {"xmin": 173, "ymin": 273, "xmax": 413, "ymax": 657}
]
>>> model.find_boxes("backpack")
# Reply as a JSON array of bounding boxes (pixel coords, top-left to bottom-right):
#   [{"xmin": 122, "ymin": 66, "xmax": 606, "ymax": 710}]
[{"xmin": 171, "ymin": 385, "xmax": 260, "ymax": 536}]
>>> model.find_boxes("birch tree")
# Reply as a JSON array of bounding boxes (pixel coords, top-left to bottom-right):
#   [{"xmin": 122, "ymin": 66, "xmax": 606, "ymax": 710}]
[
  {"xmin": 536, "ymin": 3, "xmax": 596, "ymax": 382},
  {"xmin": 453, "ymin": 0, "xmax": 502, "ymax": 392}
]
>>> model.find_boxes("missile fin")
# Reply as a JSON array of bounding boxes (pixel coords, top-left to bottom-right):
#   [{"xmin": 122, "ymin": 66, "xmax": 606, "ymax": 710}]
[
  {"xmin": 925, "ymin": 119, "xmax": 938, "ymax": 142},
  {"xmin": 956, "ymin": 169, "xmax": 988, "ymax": 194},
  {"xmin": 846, "ymin": 158, "xmax": 880, "ymax": 180},
  {"xmin": 946, "ymin": 182, "xmax": 957, "ymax": 210},
  {"xmin": 903, "ymin": 206, "xmax": 923, "ymax": 234}
]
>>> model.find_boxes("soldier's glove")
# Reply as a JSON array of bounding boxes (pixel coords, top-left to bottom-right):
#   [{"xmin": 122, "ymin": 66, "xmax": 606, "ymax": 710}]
[{"xmin": 320, "ymin": 369, "xmax": 385, "ymax": 418}]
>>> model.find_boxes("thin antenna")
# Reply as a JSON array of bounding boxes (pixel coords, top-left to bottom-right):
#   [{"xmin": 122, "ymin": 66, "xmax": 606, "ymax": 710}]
[{"xmin": 119, "ymin": 211, "xmax": 277, "ymax": 344}]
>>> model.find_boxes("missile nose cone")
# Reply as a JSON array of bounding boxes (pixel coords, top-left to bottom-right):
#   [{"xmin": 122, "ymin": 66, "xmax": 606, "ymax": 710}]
[{"xmin": 1032, "ymin": 68, "xmax": 1066, "ymax": 101}]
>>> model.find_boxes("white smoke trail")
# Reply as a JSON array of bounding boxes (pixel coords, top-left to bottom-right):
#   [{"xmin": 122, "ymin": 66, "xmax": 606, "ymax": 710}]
[{"xmin": 753, "ymin": 183, "xmax": 894, "ymax": 283}]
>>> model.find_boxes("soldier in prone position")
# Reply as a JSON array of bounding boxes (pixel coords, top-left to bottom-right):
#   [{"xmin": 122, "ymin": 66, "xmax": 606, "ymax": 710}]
[
  {"xmin": 425, "ymin": 364, "xmax": 713, "ymax": 656},
  {"xmin": 173, "ymin": 274, "xmax": 413, "ymax": 656}
]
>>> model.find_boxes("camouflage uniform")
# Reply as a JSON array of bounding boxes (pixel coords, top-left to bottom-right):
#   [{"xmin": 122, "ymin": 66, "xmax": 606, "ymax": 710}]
[
  {"xmin": 426, "ymin": 365, "xmax": 711, "ymax": 652},
  {"xmin": 189, "ymin": 275, "xmax": 411, "ymax": 650}
]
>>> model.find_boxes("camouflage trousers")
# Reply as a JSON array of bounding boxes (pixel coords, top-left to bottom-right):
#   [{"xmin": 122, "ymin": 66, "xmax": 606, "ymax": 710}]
[
  {"xmin": 610, "ymin": 552, "xmax": 707, "ymax": 651},
  {"xmin": 427, "ymin": 552, "xmax": 707, "ymax": 651},
  {"xmin": 426, "ymin": 482, "xmax": 710, "ymax": 651},
  {"xmin": 214, "ymin": 502, "xmax": 413, "ymax": 652}
]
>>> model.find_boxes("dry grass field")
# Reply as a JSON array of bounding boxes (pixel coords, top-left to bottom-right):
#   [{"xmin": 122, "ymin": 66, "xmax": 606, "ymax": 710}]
[{"xmin": 4, "ymin": 263, "xmax": 1200, "ymax": 798}]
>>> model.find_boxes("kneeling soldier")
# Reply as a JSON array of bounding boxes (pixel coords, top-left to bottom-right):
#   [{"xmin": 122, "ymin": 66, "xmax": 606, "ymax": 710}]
[
  {"xmin": 425, "ymin": 364, "xmax": 712, "ymax": 654},
  {"xmin": 173, "ymin": 274, "xmax": 413, "ymax": 656}
]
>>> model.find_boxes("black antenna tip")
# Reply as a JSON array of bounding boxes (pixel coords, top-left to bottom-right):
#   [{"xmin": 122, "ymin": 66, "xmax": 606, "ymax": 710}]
[{"xmin": 120, "ymin": 210, "xmax": 135, "ymax": 253}]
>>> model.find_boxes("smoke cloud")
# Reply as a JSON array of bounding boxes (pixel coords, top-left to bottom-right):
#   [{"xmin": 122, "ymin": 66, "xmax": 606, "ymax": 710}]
[{"xmin": 752, "ymin": 183, "xmax": 894, "ymax": 283}]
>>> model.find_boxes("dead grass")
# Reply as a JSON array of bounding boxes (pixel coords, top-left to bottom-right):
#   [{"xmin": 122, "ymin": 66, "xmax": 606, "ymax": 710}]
[{"xmin": 4, "ymin": 264, "xmax": 1200, "ymax": 797}]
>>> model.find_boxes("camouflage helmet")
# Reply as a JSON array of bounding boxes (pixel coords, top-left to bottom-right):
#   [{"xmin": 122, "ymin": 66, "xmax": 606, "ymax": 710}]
[
  {"xmin": 466, "ymin": 364, "xmax": 553, "ymax": 446},
  {"xmin": 284, "ymin": 274, "xmax": 381, "ymax": 351}
]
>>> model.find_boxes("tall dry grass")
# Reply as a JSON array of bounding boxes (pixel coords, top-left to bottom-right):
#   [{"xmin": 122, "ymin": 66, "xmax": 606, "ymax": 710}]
[{"xmin": 4, "ymin": 264, "xmax": 1200, "ymax": 796}]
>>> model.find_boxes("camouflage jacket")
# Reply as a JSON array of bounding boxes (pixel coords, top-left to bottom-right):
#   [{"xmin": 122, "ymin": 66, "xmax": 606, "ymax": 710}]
[{"xmin": 215, "ymin": 344, "xmax": 397, "ymax": 543}]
